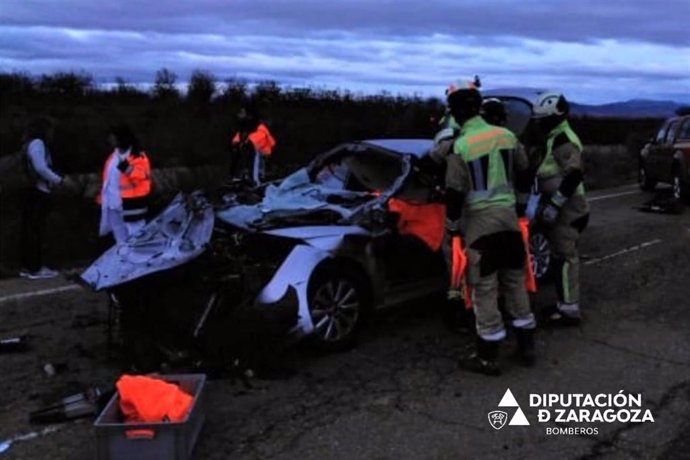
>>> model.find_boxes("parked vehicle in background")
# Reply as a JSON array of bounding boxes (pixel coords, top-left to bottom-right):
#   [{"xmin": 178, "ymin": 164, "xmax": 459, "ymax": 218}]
[{"xmin": 639, "ymin": 107, "xmax": 690, "ymax": 203}]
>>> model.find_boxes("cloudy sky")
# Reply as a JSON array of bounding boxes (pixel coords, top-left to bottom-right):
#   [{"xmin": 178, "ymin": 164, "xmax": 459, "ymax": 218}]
[{"xmin": 1, "ymin": 0, "xmax": 689, "ymax": 104}]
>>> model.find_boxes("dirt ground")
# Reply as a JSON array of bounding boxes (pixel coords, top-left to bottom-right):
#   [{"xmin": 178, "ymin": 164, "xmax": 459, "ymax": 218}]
[{"xmin": 1, "ymin": 183, "xmax": 689, "ymax": 459}]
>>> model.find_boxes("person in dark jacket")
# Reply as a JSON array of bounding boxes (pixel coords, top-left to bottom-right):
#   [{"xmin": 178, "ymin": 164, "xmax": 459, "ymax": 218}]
[{"xmin": 19, "ymin": 116, "xmax": 64, "ymax": 279}]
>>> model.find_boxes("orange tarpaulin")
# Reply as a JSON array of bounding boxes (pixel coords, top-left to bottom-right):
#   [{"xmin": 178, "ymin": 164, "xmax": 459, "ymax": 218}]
[
  {"xmin": 116, "ymin": 375, "xmax": 193, "ymax": 424},
  {"xmin": 387, "ymin": 198, "xmax": 446, "ymax": 252},
  {"xmin": 518, "ymin": 217, "xmax": 537, "ymax": 293},
  {"xmin": 450, "ymin": 235, "xmax": 473, "ymax": 309},
  {"xmin": 450, "ymin": 236, "xmax": 466, "ymax": 290}
]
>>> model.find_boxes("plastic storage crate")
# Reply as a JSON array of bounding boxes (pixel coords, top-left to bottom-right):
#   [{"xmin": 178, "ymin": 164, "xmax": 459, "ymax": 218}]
[{"xmin": 94, "ymin": 374, "xmax": 206, "ymax": 460}]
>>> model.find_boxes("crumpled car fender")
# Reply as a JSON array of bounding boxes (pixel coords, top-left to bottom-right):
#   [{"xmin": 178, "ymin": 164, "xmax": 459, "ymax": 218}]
[
  {"xmin": 256, "ymin": 244, "xmax": 331, "ymax": 336},
  {"xmin": 257, "ymin": 225, "xmax": 372, "ymax": 336}
]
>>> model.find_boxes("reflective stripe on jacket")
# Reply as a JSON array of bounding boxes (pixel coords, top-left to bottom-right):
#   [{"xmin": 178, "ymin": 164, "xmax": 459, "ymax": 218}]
[
  {"xmin": 453, "ymin": 116, "xmax": 518, "ymax": 210},
  {"xmin": 536, "ymin": 120, "xmax": 585, "ymax": 196},
  {"xmin": 232, "ymin": 123, "xmax": 276, "ymax": 156}
]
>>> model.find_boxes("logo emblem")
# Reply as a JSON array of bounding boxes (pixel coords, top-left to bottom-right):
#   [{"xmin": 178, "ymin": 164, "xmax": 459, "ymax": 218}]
[
  {"xmin": 488, "ymin": 389, "xmax": 530, "ymax": 429},
  {"xmin": 488, "ymin": 410, "xmax": 508, "ymax": 430}
]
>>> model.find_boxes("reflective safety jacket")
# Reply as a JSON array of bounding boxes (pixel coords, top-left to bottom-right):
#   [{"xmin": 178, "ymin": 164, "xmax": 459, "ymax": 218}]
[
  {"xmin": 97, "ymin": 151, "xmax": 151, "ymax": 222},
  {"xmin": 451, "ymin": 116, "xmax": 520, "ymax": 210},
  {"xmin": 232, "ymin": 123, "xmax": 276, "ymax": 156},
  {"xmin": 536, "ymin": 120, "xmax": 585, "ymax": 197}
]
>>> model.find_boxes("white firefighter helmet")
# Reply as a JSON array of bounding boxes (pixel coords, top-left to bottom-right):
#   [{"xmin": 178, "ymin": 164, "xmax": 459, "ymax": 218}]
[
  {"xmin": 533, "ymin": 91, "xmax": 569, "ymax": 118},
  {"xmin": 445, "ymin": 76, "xmax": 481, "ymax": 98}
]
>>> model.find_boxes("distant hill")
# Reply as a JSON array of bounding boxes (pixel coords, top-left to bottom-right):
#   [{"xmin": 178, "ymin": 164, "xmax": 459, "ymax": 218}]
[
  {"xmin": 570, "ymin": 100, "xmax": 682, "ymax": 118},
  {"xmin": 484, "ymin": 89, "xmax": 682, "ymax": 118}
]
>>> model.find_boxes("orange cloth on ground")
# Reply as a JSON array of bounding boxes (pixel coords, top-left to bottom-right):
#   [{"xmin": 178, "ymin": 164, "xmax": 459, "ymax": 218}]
[
  {"xmin": 387, "ymin": 198, "xmax": 446, "ymax": 251},
  {"xmin": 116, "ymin": 375, "xmax": 193, "ymax": 423},
  {"xmin": 518, "ymin": 217, "xmax": 537, "ymax": 293},
  {"xmin": 232, "ymin": 123, "xmax": 276, "ymax": 156}
]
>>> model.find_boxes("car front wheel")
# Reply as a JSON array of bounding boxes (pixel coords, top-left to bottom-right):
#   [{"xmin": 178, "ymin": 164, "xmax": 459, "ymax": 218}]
[
  {"xmin": 672, "ymin": 169, "xmax": 690, "ymax": 204},
  {"xmin": 529, "ymin": 230, "xmax": 552, "ymax": 283},
  {"xmin": 308, "ymin": 266, "xmax": 368, "ymax": 351}
]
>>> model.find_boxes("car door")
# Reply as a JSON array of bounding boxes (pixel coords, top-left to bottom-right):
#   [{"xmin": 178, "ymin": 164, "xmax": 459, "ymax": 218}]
[
  {"xmin": 317, "ymin": 146, "xmax": 438, "ymax": 292},
  {"xmin": 648, "ymin": 120, "xmax": 676, "ymax": 181},
  {"xmin": 659, "ymin": 120, "xmax": 679, "ymax": 182},
  {"xmin": 378, "ymin": 158, "xmax": 447, "ymax": 303}
]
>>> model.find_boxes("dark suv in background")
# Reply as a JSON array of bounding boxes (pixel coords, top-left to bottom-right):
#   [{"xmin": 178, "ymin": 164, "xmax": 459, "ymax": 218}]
[{"xmin": 639, "ymin": 108, "xmax": 690, "ymax": 203}]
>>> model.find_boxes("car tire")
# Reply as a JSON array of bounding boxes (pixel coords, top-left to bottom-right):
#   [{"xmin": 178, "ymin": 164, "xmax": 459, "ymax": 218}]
[
  {"xmin": 638, "ymin": 163, "xmax": 656, "ymax": 191},
  {"xmin": 307, "ymin": 264, "xmax": 370, "ymax": 351},
  {"xmin": 672, "ymin": 168, "xmax": 690, "ymax": 204},
  {"xmin": 529, "ymin": 228, "xmax": 552, "ymax": 284}
]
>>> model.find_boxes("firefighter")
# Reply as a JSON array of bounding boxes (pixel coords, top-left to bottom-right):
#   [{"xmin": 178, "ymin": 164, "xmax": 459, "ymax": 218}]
[
  {"xmin": 230, "ymin": 108, "xmax": 276, "ymax": 185},
  {"xmin": 480, "ymin": 98, "xmax": 533, "ymax": 226},
  {"xmin": 531, "ymin": 91, "xmax": 589, "ymax": 326},
  {"xmin": 97, "ymin": 124, "xmax": 151, "ymax": 244},
  {"xmin": 445, "ymin": 78, "xmax": 536, "ymax": 375}
]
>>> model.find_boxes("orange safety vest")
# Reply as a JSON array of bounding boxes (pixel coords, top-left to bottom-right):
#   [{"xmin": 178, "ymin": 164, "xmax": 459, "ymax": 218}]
[
  {"xmin": 97, "ymin": 151, "xmax": 152, "ymax": 222},
  {"xmin": 232, "ymin": 123, "xmax": 276, "ymax": 156}
]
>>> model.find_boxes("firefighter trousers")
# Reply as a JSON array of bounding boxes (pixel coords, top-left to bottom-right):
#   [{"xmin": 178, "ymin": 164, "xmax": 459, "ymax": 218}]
[
  {"xmin": 466, "ymin": 231, "xmax": 535, "ymax": 340},
  {"xmin": 548, "ymin": 213, "xmax": 588, "ymax": 306}
]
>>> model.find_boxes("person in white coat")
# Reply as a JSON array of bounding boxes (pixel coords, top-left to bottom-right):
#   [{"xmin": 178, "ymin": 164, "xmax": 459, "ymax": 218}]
[{"xmin": 97, "ymin": 125, "xmax": 151, "ymax": 245}]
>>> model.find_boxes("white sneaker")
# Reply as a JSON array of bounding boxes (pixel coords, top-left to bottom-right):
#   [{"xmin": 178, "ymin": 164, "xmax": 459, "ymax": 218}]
[
  {"xmin": 19, "ymin": 267, "xmax": 59, "ymax": 280},
  {"xmin": 37, "ymin": 267, "xmax": 59, "ymax": 278}
]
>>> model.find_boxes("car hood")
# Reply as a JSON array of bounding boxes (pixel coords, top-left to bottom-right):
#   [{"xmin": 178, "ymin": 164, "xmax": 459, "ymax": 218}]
[{"xmin": 80, "ymin": 192, "xmax": 214, "ymax": 290}]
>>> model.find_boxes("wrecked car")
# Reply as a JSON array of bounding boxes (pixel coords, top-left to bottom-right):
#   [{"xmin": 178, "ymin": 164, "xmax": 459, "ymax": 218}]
[
  {"xmin": 81, "ymin": 95, "xmax": 553, "ymax": 366},
  {"xmin": 82, "ymin": 139, "xmax": 450, "ymax": 363}
]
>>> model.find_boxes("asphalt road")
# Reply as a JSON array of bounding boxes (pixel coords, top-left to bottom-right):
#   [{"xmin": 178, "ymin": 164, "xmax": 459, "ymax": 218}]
[{"xmin": 1, "ymin": 183, "xmax": 689, "ymax": 460}]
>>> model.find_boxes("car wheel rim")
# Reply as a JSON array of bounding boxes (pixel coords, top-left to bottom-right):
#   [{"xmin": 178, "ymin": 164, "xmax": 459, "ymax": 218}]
[
  {"xmin": 530, "ymin": 232, "xmax": 550, "ymax": 280},
  {"xmin": 310, "ymin": 279, "xmax": 360, "ymax": 343},
  {"xmin": 673, "ymin": 175, "xmax": 681, "ymax": 199}
]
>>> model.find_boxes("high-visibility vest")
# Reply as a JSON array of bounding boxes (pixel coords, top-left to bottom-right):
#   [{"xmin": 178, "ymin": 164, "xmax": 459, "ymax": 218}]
[
  {"xmin": 97, "ymin": 151, "xmax": 151, "ymax": 221},
  {"xmin": 536, "ymin": 120, "xmax": 585, "ymax": 196},
  {"xmin": 453, "ymin": 116, "xmax": 518, "ymax": 210},
  {"xmin": 232, "ymin": 123, "xmax": 276, "ymax": 156}
]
